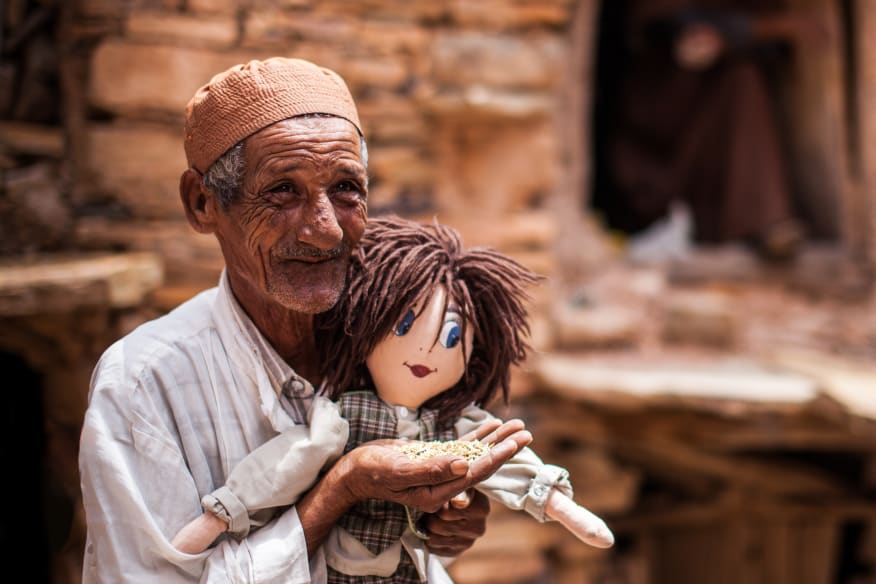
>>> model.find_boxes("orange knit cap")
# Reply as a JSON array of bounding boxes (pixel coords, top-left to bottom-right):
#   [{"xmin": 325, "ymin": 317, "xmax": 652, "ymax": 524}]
[{"xmin": 184, "ymin": 57, "xmax": 362, "ymax": 173}]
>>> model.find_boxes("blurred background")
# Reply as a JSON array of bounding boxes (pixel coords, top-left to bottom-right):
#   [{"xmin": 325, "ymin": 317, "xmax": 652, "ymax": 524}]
[{"xmin": 2, "ymin": 0, "xmax": 876, "ymax": 582}]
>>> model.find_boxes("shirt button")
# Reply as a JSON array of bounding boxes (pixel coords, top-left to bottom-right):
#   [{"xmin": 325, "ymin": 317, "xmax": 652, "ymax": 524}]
[{"xmin": 398, "ymin": 406, "xmax": 409, "ymax": 418}]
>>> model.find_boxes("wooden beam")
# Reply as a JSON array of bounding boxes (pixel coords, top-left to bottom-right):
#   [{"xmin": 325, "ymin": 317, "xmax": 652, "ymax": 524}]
[
  {"xmin": 532, "ymin": 353, "xmax": 820, "ymax": 417},
  {"xmin": 606, "ymin": 433, "xmax": 844, "ymax": 497},
  {"xmin": 704, "ymin": 427, "xmax": 876, "ymax": 453},
  {"xmin": 0, "ymin": 122, "xmax": 64, "ymax": 157},
  {"xmin": 0, "ymin": 252, "xmax": 163, "ymax": 315}
]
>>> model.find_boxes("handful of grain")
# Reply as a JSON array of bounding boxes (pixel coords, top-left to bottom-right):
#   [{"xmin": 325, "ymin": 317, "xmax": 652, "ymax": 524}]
[{"xmin": 398, "ymin": 440, "xmax": 491, "ymax": 462}]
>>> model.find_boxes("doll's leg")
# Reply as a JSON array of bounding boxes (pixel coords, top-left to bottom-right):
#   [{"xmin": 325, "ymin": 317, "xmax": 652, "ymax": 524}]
[{"xmin": 172, "ymin": 512, "xmax": 228, "ymax": 554}]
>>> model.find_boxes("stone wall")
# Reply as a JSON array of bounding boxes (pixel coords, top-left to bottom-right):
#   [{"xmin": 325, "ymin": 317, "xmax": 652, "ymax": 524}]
[{"xmin": 71, "ymin": 0, "xmax": 596, "ymax": 306}]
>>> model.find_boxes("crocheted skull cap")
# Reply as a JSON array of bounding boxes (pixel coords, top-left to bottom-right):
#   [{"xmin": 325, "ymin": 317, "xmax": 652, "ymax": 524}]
[{"xmin": 184, "ymin": 57, "xmax": 362, "ymax": 173}]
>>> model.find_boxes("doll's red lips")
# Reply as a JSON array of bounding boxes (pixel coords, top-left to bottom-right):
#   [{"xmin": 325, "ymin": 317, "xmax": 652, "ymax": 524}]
[{"xmin": 404, "ymin": 362, "xmax": 436, "ymax": 378}]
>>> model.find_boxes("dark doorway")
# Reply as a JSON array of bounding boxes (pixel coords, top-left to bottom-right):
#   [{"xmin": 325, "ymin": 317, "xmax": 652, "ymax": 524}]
[
  {"xmin": 0, "ymin": 351, "xmax": 52, "ymax": 582},
  {"xmin": 589, "ymin": 0, "xmax": 848, "ymax": 261}
]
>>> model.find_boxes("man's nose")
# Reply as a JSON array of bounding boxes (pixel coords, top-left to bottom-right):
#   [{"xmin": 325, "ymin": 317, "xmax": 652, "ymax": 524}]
[{"xmin": 297, "ymin": 194, "xmax": 343, "ymax": 249}]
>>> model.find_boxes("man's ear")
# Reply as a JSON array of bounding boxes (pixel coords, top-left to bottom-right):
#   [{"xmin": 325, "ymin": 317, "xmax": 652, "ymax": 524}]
[{"xmin": 179, "ymin": 168, "xmax": 218, "ymax": 234}]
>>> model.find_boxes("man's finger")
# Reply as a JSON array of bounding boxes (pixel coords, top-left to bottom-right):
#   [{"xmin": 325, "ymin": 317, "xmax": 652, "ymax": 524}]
[
  {"xmin": 449, "ymin": 490, "xmax": 471, "ymax": 509},
  {"xmin": 458, "ymin": 419, "xmax": 501, "ymax": 442},
  {"xmin": 391, "ymin": 453, "xmax": 469, "ymax": 488},
  {"xmin": 468, "ymin": 428, "xmax": 532, "ymax": 482},
  {"xmin": 476, "ymin": 419, "xmax": 526, "ymax": 447}
]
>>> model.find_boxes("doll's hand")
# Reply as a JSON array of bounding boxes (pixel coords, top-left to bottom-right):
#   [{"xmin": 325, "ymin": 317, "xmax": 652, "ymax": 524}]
[
  {"xmin": 421, "ymin": 489, "xmax": 490, "ymax": 556},
  {"xmin": 546, "ymin": 488, "xmax": 615, "ymax": 549},
  {"xmin": 341, "ymin": 419, "xmax": 532, "ymax": 513}
]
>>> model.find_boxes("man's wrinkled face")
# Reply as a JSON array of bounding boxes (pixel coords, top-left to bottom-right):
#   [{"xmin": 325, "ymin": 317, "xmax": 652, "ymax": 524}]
[{"xmin": 214, "ymin": 116, "xmax": 368, "ymax": 314}]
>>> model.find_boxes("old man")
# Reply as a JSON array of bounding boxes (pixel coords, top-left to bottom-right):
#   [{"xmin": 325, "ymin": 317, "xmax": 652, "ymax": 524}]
[{"xmin": 78, "ymin": 57, "xmax": 532, "ymax": 583}]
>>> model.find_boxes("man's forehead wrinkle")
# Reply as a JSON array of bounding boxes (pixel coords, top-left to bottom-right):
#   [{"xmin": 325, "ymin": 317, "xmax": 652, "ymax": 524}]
[
  {"xmin": 246, "ymin": 135, "xmax": 363, "ymax": 177},
  {"xmin": 249, "ymin": 151, "xmax": 365, "ymax": 183}
]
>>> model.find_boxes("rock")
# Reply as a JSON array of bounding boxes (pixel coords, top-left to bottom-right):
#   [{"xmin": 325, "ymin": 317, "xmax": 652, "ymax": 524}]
[
  {"xmin": 551, "ymin": 302, "xmax": 643, "ymax": 349},
  {"xmin": 661, "ymin": 290, "xmax": 739, "ymax": 349}
]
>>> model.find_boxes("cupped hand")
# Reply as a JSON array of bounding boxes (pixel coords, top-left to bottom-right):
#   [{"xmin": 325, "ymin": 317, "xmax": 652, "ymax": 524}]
[{"xmin": 342, "ymin": 418, "xmax": 532, "ymax": 513}]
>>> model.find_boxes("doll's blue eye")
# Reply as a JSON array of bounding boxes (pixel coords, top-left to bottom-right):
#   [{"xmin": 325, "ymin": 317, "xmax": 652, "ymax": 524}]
[
  {"xmin": 395, "ymin": 310, "xmax": 415, "ymax": 336},
  {"xmin": 439, "ymin": 321, "xmax": 461, "ymax": 348}
]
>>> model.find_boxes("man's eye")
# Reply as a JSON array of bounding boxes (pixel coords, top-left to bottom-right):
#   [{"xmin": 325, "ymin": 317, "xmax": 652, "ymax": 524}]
[
  {"xmin": 331, "ymin": 181, "xmax": 364, "ymax": 203},
  {"xmin": 395, "ymin": 310, "xmax": 415, "ymax": 336},
  {"xmin": 439, "ymin": 321, "xmax": 461, "ymax": 348},
  {"xmin": 268, "ymin": 183, "xmax": 297, "ymax": 195}
]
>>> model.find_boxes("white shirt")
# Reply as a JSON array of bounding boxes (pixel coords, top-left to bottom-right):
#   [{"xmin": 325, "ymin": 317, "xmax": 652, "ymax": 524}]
[
  {"xmin": 79, "ymin": 270, "xmax": 566, "ymax": 583},
  {"xmin": 80, "ymin": 271, "xmax": 330, "ymax": 583}
]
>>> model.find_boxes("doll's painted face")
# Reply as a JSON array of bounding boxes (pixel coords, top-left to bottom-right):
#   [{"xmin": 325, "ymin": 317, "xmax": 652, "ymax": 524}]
[{"xmin": 366, "ymin": 285, "xmax": 474, "ymax": 408}]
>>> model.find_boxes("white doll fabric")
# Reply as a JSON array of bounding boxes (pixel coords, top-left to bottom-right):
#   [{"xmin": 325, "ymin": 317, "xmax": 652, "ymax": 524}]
[{"xmin": 202, "ymin": 395, "xmax": 349, "ymax": 538}]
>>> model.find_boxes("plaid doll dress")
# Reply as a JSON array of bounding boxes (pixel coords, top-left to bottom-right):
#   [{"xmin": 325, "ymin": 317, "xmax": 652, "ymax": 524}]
[{"xmin": 327, "ymin": 390, "xmax": 455, "ymax": 583}]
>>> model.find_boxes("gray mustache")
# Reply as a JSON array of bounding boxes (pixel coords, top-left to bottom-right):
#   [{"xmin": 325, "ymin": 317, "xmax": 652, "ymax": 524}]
[{"xmin": 276, "ymin": 242, "xmax": 350, "ymax": 260}]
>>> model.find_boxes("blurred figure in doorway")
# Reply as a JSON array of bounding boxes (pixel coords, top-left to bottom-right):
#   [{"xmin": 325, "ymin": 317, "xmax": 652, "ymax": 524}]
[{"xmin": 592, "ymin": 0, "xmax": 827, "ymax": 261}]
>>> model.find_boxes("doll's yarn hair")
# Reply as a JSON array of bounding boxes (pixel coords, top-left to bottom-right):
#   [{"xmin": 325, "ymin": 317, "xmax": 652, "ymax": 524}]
[{"xmin": 315, "ymin": 214, "xmax": 540, "ymax": 421}]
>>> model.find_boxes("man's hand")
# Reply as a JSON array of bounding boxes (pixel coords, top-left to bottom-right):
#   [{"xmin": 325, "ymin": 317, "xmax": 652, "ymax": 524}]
[
  {"xmin": 414, "ymin": 416, "xmax": 522, "ymax": 556},
  {"xmin": 341, "ymin": 418, "xmax": 532, "ymax": 513},
  {"xmin": 421, "ymin": 489, "xmax": 490, "ymax": 556},
  {"xmin": 297, "ymin": 418, "xmax": 531, "ymax": 558}
]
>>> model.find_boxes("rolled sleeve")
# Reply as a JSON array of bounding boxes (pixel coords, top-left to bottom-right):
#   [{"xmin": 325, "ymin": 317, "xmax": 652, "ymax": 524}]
[{"xmin": 453, "ymin": 404, "xmax": 575, "ymax": 523}]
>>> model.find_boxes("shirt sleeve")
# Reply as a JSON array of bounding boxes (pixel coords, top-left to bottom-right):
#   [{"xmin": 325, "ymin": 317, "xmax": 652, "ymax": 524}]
[
  {"xmin": 79, "ymin": 346, "xmax": 318, "ymax": 584},
  {"xmin": 454, "ymin": 404, "xmax": 574, "ymax": 523}
]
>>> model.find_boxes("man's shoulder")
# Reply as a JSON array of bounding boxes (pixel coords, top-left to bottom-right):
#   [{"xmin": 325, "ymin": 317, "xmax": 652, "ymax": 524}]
[{"xmin": 91, "ymin": 287, "xmax": 222, "ymax": 392}]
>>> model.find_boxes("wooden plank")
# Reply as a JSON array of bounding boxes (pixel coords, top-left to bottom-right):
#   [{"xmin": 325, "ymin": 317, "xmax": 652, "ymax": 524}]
[
  {"xmin": 606, "ymin": 434, "xmax": 844, "ymax": 497},
  {"xmin": 767, "ymin": 348, "xmax": 876, "ymax": 420},
  {"xmin": 705, "ymin": 427, "xmax": 876, "ymax": 453},
  {"xmin": 782, "ymin": 0, "xmax": 849, "ymax": 241},
  {"xmin": 532, "ymin": 352, "xmax": 820, "ymax": 413},
  {"xmin": 762, "ymin": 517, "xmax": 791, "ymax": 584},
  {"xmin": 0, "ymin": 122, "xmax": 64, "ymax": 157},
  {"xmin": 791, "ymin": 517, "xmax": 840, "ymax": 584},
  {"xmin": 74, "ymin": 217, "xmax": 224, "ymax": 288},
  {"xmin": 0, "ymin": 252, "xmax": 163, "ymax": 315}
]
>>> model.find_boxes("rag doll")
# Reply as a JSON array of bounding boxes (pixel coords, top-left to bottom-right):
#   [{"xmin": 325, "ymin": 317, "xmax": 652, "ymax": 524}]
[
  {"xmin": 313, "ymin": 216, "xmax": 613, "ymax": 582},
  {"xmin": 172, "ymin": 216, "xmax": 613, "ymax": 582}
]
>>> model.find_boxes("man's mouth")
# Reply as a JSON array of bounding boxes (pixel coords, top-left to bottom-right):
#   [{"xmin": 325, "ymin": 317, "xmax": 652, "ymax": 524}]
[{"xmin": 404, "ymin": 362, "xmax": 436, "ymax": 378}]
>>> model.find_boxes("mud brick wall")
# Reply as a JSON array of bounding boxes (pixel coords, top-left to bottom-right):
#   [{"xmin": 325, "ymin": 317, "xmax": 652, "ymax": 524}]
[{"xmin": 71, "ymin": 0, "xmax": 594, "ymax": 307}]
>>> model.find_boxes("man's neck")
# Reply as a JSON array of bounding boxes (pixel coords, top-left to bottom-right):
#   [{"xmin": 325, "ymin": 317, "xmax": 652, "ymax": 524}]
[
  {"xmin": 251, "ymin": 306, "xmax": 320, "ymax": 381},
  {"xmin": 227, "ymin": 278, "xmax": 321, "ymax": 381}
]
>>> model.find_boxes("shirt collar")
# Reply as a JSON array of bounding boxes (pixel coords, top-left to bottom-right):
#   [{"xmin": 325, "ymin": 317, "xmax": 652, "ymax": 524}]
[{"xmin": 214, "ymin": 270, "xmax": 316, "ymax": 426}]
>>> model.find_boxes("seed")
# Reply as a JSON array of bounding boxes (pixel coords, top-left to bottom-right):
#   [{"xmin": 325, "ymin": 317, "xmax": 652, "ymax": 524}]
[{"xmin": 397, "ymin": 439, "xmax": 492, "ymax": 462}]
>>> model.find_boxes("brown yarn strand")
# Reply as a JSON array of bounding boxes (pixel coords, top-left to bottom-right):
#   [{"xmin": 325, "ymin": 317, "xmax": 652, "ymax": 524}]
[{"xmin": 315, "ymin": 215, "xmax": 541, "ymax": 422}]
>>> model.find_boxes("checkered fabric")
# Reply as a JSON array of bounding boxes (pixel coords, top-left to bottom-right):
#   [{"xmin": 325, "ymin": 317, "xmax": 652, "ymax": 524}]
[{"xmin": 327, "ymin": 390, "xmax": 455, "ymax": 583}]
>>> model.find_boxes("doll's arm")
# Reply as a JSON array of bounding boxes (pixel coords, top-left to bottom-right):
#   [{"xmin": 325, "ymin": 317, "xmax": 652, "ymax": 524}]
[
  {"xmin": 172, "ymin": 397, "xmax": 349, "ymax": 553},
  {"xmin": 545, "ymin": 488, "xmax": 614, "ymax": 549},
  {"xmin": 455, "ymin": 405, "xmax": 614, "ymax": 548}
]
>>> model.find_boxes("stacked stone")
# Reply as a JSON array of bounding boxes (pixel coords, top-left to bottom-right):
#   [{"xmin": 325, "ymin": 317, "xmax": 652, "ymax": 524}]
[{"xmin": 75, "ymin": 0, "xmax": 576, "ymax": 307}]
